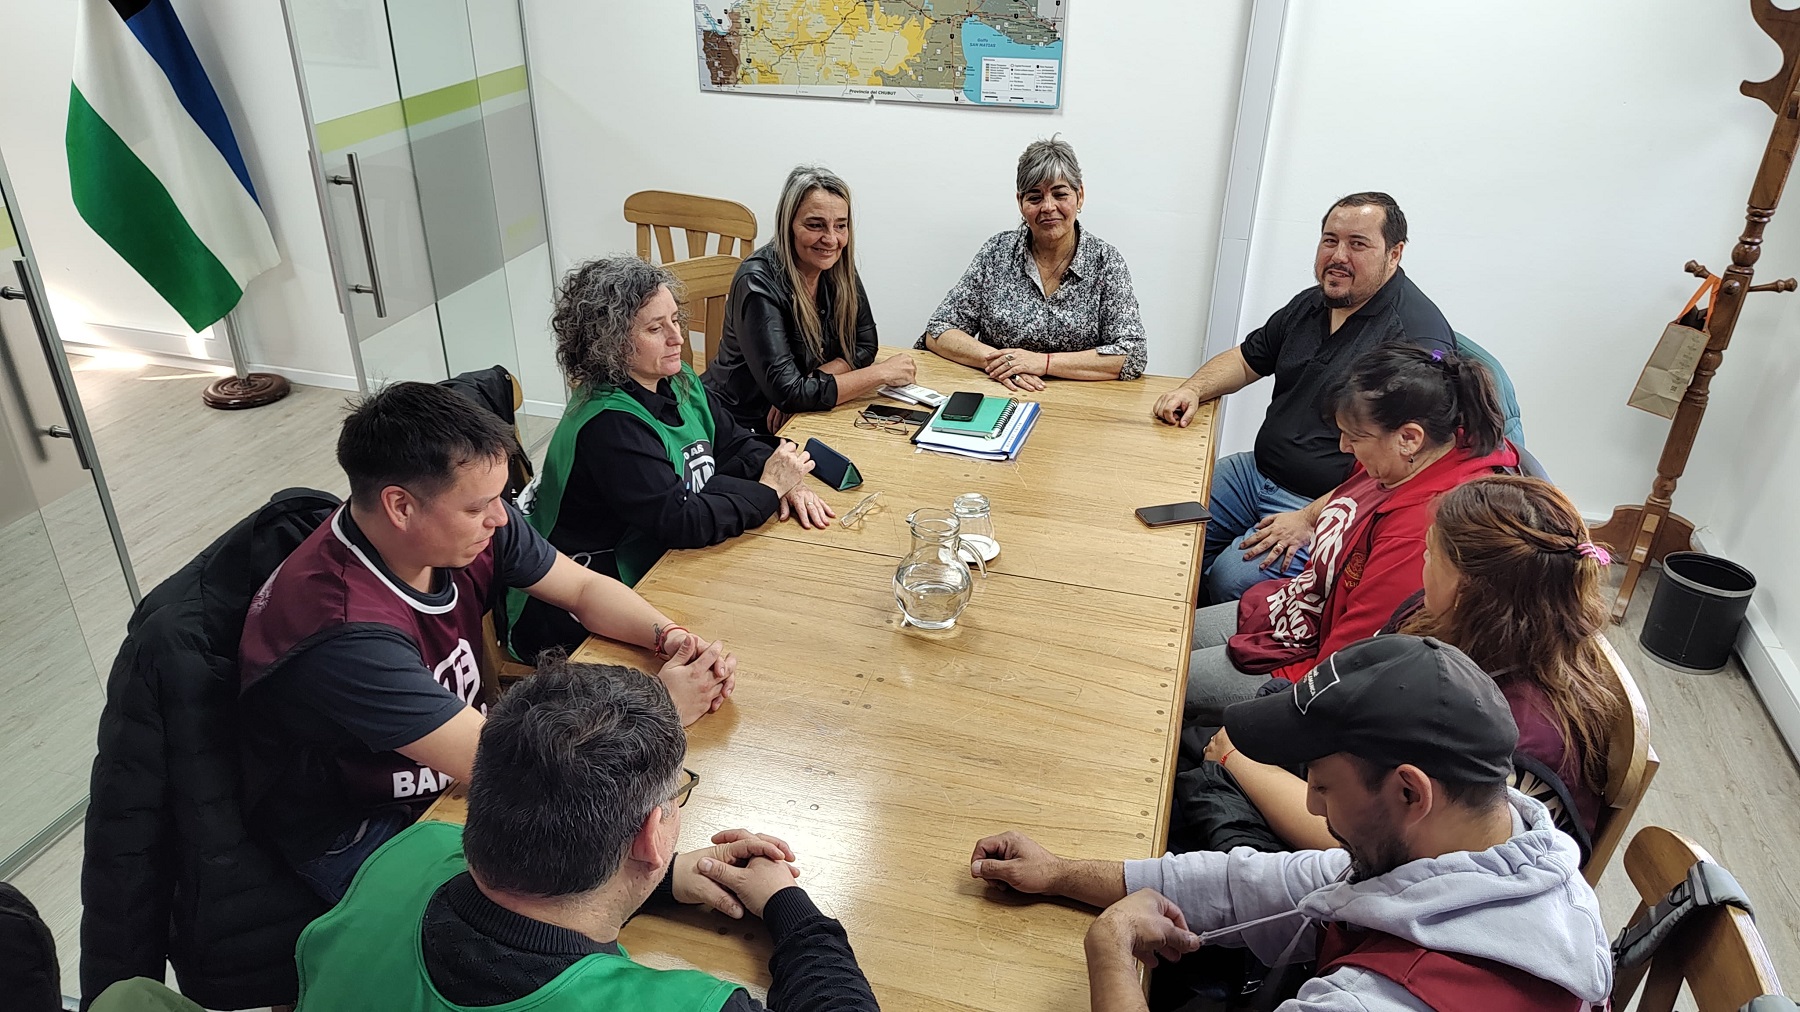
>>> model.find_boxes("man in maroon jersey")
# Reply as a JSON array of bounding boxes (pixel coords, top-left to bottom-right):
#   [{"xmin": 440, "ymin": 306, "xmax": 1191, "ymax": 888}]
[{"xmin": 240, "ymin": 381, "xmax": 739, "ymax": 902}]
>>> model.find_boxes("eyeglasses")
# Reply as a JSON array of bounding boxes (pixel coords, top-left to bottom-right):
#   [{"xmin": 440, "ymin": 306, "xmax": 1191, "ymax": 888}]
[
  {"xmin": 854, "ymin": 410, "xmax": 915, "ymax": 434},
  {"xmin": 670, "ymin": 767, "xmax": 699, "ymax": 808},
  {"xmin": 840, "ymin": 490, "xmax": 883, "ymax": 529}
]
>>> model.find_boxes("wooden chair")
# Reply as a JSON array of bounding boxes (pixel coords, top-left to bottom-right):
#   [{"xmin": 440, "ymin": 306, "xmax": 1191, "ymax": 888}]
[
  {"xmin": 480, "ymin": 612, "xmax": 533, "ymax": 698},
  {"xmin": 625, "ymin": 190, "xmax": 758, "ymax": 263},
  {"xmin": 664, "ymin": 254, "xmax": 740, "ymax": 373},
  {"xmin": 1585, "ymin": 636, "xmax": 1660, "ymax": 885},
  {"xmin": 480, "ymin": 370, "xmax": 535, "ymax": 692},
  {"xmin": 1611, "ymin": 826, "xmax": 1784, "ymax": 1012}
]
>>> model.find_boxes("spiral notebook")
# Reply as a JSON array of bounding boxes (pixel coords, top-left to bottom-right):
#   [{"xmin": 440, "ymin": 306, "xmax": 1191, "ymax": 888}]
[
  {"xmin": 927, "ymin": 396, "xmax": 1019, "ymax": 438},
  {"xmin": 912, "ymin": 401, "xmax": 1041, "ymax": 461}
]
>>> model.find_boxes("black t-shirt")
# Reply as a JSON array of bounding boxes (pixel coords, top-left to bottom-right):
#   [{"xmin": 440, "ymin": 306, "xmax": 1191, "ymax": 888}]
[
  {"xmin": 421, "ymin": 873, "xmax": 878, "ymax": 1011},
  {"xmin": 241, "ymin": 504, "xmax": 556, "ymax": 864},
  {"xmin": 1240, "ymin": 267, "xmax": 1456, "ymax": 498}
]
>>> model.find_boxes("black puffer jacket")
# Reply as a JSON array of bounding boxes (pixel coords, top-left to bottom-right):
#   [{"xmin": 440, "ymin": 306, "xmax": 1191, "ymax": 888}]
[{"xmin": 81, "ymin": 489, "xmax": 338, "ymax": 1009}]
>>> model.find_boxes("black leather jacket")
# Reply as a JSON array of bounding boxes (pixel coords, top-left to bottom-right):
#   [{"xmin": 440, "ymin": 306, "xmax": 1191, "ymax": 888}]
[{"xmin": 704, "ymin": 244, "xmax": 878, "ymax": 432}]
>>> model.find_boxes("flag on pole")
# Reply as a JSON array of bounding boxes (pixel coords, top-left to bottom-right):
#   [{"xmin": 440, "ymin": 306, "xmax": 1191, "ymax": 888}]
[{"xmin": 66, "ymin": 0, "xmax": 280, "ymax": 332}]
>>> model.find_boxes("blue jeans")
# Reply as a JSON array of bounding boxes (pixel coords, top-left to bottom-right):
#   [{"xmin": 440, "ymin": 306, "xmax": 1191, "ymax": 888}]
[
  {"xmin": 292, "ymin": 806, "xmax": 416, "ymax": 903},
  {"xmin": 1202, "ymin": 452, "xmax": 1314, "ymax": 604}
]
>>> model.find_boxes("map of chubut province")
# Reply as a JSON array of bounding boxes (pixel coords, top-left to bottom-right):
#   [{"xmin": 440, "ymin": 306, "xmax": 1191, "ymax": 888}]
[{"xmin": 696, "ymin": 0, "xmax": 1067, "ymax": 109}]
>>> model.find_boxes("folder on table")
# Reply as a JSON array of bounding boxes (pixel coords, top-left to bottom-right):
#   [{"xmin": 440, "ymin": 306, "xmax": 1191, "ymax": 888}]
[
  {"xmin": 928, "ymin": 395, "xmax": 1018, "ymax": 439},
  {"xmin": 912, "ymin": 400, "xmax": 1041, "ymax": 461}
]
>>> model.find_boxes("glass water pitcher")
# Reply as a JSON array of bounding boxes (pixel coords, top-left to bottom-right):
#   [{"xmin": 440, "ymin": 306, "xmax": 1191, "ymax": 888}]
[{"xmin": 894, "ymin": 508, "xmax": 974, "ymax": 629}]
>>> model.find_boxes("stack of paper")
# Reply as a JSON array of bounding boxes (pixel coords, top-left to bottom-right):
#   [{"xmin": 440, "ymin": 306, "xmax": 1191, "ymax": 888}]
[{"xmin": 912, "ymin": 401, "xmax": 1042, "ymax": 461}]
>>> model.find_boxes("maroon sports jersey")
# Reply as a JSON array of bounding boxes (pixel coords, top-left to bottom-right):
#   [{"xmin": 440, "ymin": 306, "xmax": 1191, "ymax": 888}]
[{"xmin": 241, "ymin": 507, "xmax": 495, "ymax": 811}]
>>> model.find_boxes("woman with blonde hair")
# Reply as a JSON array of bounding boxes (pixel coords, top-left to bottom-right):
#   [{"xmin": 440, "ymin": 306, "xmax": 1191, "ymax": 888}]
[
  {"xmin": 705, "ymin": 165, "xmax": 915, "ymax": 433},
  {"xmin": 1182, "ymin": 475, "xmax": 1624, "ymax": 859}
]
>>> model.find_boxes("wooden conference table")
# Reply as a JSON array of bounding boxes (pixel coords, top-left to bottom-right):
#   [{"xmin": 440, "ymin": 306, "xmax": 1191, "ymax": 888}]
[{"xmin": 429, "ymin": 351, "xmax": 1219, "ymax": 1010}]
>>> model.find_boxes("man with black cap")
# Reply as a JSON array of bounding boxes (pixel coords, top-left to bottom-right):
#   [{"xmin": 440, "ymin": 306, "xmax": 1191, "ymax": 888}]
[{"xmin": 969, "ymin": 635, "xmax": 1612, "ymax": 1011}]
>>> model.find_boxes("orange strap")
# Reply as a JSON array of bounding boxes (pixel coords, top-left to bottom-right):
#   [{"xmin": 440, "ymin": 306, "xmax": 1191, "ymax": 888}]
[{"xmin": 1681, "ymin": 276, "xmax": 1721, "ymax": 326}]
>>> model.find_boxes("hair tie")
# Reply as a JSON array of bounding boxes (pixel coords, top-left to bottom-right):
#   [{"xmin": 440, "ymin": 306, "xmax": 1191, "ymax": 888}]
[
  {"xmin": 1575, "ymin": 542, "xmax": 1612, "ymax": 566},
  {"xmin": 1430, "ymin": 348, "xmax": 1445, "ymax": 362}
]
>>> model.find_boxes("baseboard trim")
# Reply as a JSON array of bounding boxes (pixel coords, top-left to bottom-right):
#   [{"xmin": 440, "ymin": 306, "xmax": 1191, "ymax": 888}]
[
  {"xmin": 245, "ymin": 363, "xmax": 360, "ymax": 392},
  {"xmin": 1689, "ymin": 530, "xmax": 1800, "ymax": 765},
  {"xmin": 522, "ymin": 397, "xmax": 565, "ymax": 418},
  {"xmin": 62, "ymin": 340, "xmax": 360, "ymax": 393}
]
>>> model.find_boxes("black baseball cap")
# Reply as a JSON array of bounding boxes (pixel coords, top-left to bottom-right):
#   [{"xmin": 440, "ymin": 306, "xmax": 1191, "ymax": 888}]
[{"xmin": 1223, "ymin": 635, "xmax": 1518, "ymax": 784}]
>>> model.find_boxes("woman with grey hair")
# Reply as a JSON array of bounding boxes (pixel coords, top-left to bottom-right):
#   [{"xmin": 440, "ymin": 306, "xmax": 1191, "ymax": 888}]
[
  {"xmin": 705, "ymin": 165, "xmax": 916, "ymax": 433},
  {"xmin": 508, "ymin": 256, "xmax": 830, "ymax": 658},
  {"xmin": 919, "ymin": 138, "xmax": 1147, "ymax": 389}
]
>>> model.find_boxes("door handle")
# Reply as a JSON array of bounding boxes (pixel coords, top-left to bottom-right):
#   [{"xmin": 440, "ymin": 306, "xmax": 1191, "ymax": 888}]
[
  {"xmin": 328, "ymin": 151, "xmax": 389, "ymax": 318},
  {"xmin": 4, "ymin": 261, "xmax": 90, "ymax": 469},
  {"xmin": 0, "ymin": 306, "xmax": 50, "ymax": 461}
]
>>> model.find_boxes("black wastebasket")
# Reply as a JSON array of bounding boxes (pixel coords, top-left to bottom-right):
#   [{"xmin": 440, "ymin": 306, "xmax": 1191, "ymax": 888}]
[{"xmin": 1639, "ymin": 552, "xmax": 1756, "ymax": 672}]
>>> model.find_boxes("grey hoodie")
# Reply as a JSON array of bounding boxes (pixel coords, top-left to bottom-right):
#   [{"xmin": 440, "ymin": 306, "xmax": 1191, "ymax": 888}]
[{"xmin": 1124, "ymin": 790, "xmax": 1612, "ymax": 1011}]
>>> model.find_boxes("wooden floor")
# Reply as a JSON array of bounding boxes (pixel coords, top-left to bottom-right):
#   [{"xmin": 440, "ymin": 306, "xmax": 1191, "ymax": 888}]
[{"xmin": 6, "ymin": 357, "xmax": 1797, "ymax": 1003}]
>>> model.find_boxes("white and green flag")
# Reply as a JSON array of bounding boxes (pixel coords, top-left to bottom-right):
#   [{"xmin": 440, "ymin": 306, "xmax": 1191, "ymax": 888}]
[{"xmin": 67, "ymin": 0, "xmax": 279, "ymax": 331}]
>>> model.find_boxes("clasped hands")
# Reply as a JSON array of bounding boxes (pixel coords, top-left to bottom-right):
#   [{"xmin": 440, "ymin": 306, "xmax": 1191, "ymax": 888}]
[
  {"xmin": 655, "ymin": 631, "xmax": 735, "ymax": 725},
  {"xmin": 983, "ymin": 347, "xmax": 1048, "ymax": 392},
  {"xmin": 670, "ymin": 828, "xmax": 802, "ymax": 919}
]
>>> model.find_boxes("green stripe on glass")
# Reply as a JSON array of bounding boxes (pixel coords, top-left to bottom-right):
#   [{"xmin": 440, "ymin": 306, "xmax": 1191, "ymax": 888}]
[
  {"xmin": 315, "ymin": 103, "xmax": 407, "ymax": 155},
  {"xmin": 316, "ymin": 66, "xmax": 529, "ymax": 153},
  {"xmin": 0, "ymin": 205, "xmax": 17, "ymax": 255},
  {"xmin": 66, "ymin": 85, "xmax": 242, "ymax": 331}
]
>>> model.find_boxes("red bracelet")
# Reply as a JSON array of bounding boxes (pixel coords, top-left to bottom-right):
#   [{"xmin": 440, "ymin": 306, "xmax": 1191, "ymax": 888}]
[
  {"xmin": 653, "ymin": 624, "xmax": 689, "ymax": 658},
  {"xmin": 1217, "ymin": 748, "xmax": 1237, "ymax": 766},
  {"xmin": 1045, "ymin": 352, "xmax": 1053, "ymax": 376}
]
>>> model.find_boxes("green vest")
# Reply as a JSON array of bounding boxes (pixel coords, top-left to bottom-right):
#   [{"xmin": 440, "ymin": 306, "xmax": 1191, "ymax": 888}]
[
  {"xmin": 507, "ymin": 367, "xmax": 715, "ymax": 646},
  {"xmin": 295, "ymin": 821, "xmax": 737, "ymax": 1012}
]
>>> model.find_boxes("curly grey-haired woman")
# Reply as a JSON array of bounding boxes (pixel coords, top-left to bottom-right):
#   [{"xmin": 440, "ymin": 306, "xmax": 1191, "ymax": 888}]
[{"xmin": 506, "ymin": 256, "xmax": 831, "ymax": 660}]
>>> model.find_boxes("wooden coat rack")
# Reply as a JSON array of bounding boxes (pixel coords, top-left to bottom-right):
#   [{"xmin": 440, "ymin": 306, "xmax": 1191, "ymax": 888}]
[{"xmin": 1596, "ymin": 0, "xmax": 1800, "ymax": 622}]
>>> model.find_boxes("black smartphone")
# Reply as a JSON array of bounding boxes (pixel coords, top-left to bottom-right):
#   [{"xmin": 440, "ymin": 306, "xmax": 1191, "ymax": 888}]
[
  {"xmin": 1136, "ymin": 502, "xmax": 1212, "ymax": 528},
  {"xmin": 864, "ymin": 403, "xmax": 932, "ymax": 425},
  {"xmin": 941, "ymin": 390, "xmax": 983, "ymax": 423}
]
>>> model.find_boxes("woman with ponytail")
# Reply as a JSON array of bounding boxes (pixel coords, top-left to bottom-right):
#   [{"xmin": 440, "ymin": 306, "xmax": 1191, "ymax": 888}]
[
  {"xmin": 1186, "ymin": 475, "xmax": 1623, "ymax": 854},
  {"xmin": 1185, "ymin": 343, "xmax": 1518, "ymax": 725}
]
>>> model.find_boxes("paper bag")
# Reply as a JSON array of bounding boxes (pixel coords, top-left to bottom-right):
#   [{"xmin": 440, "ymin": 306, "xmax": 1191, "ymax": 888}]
[{"xmin": 1629, "ymin": 278, "xmax": 1718, "ymax": 419}]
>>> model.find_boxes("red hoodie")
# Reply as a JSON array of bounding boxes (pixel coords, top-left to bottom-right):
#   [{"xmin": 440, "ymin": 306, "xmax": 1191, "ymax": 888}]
[{"xmin": 1227, "ymin": 439, "xmax": 1520, "ymax": 682}]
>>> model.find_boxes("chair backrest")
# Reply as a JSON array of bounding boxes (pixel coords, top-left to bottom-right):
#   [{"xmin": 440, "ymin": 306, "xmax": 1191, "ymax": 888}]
[
  {"xmin": 625, "ymin": 190, "xmax": 758, "ymax": 263},
  {"xmin": 1453, "ymin": 332, "xmax": 1526, "ymax": 449},
  {"xmin": 1611, "ymin": 826, "xmax": 1783, "ymax": 1012},
  {"xmin": 664, "ymin": 254, "xmax": 741, "ymax": 373},
  {"xmin": 1584, "ymin": 636, "xmax": 1659, "ymax": 885}
]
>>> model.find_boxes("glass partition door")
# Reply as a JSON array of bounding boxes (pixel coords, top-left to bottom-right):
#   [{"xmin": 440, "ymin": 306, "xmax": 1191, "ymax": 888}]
[
  {"xmin": 284, "ymin": 0, "xmax": 560, "ymax": 412},
  {"xmin": 0, "ymin": 156, "xmax": 138, "ymax": 875}
]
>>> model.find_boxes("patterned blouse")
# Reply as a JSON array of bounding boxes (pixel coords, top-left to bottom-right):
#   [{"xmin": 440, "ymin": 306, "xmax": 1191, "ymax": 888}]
[{"xmin": 919, "ymin": 223, "xmax": 1147, "ymax": 380}]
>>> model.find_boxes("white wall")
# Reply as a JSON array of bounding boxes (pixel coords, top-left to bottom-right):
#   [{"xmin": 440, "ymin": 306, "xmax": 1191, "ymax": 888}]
[
  {"xmin": 0, "ymin": 0, "xmax": 356, "ymax": 387},
  {"xmin": 1239, "ymin": 0, "xmax": 1800, "ymax": 748},
  {"xmin": 521, "ymin": 0, "xmax": 1253, "ymax": 380},
  {"xmin": 1224, "ymin": 0, "xmax": 1800, "ymax": 505}
]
